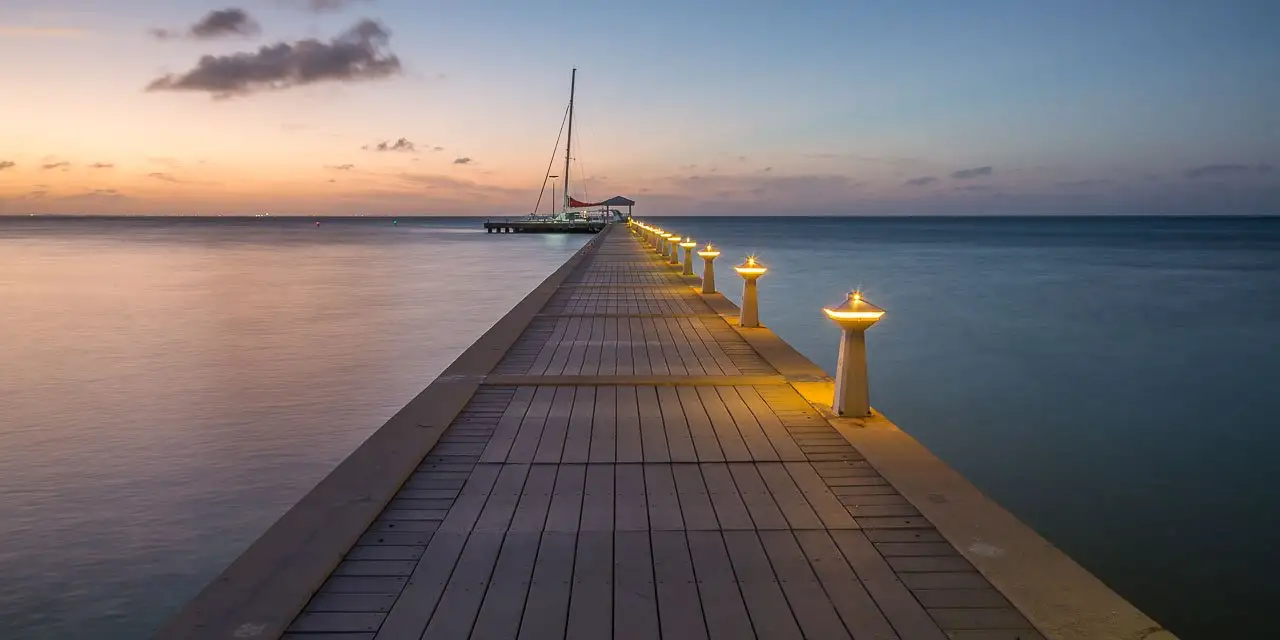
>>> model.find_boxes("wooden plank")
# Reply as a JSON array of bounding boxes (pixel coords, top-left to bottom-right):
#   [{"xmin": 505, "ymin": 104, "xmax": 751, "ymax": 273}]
[
  {"xmin": 637, "ymin": 385, "xmax": 671, "ymax": 462},
  {"xmin": 757, "ymin": 530, "xmax": 851, "ymax": 640},
  {"xmin": 782, "ymin": 461, "xmax": 859, "ymax": 529},
  {"xmin": 727, "ymin": 463, "xmax": 789, "ymax": 530},
  {"xmin": 737, "ymin": 386, "xmax": 807, "ymax": 460},
  {"xmin": 716, "ymin": 386, "xmax": 779, "ymax": 461},
  {"xmin": 517, "ymin": 532, "xmax": 577, "ymax": 639},
  {"xmin": 829, "ymin": 529, "xmax": 948, "ymax": 640},
  {"xmin": 657, "ymin": 385, "xmax": 698, "ymax": 462},
  {"xmin": 545, "ymin": 464, "xmax": 586, "ymax": 533},
  {"xmin": 533, "ymin": 386, "xmax": 575, "ymax": 463},
  {"xmin": 289, "ymin": 612, "xmax": 382, "ymax": 634},
  {"xmin": 629, "ymin": 318, "xmax": 650, "ymax": 375},
  {"xmin": 371, "ymin": 532, "xmax": 467, "ymax": 638},
  {"xmin": 589, "ymin": 385, "xmax": 617, "ymax": 463},
  {"xmin": 755, "ymin": 462, "xmax": 825, "ymax": 530},
  {"xmin": 472, "ymin": 463, "xmax": 530, "ymax": 533},
  {"xmin": 567, "ymin": 531, "xmax": 613, "ymax": 638},
  {"xmin": 913, "ymin": 589, "xmax": 1010, "ymax": 608},
  {"xmin": 508, "ymin": 465, "xmax": 557, "ymax": 533},
  {"xmin": 580, "ymin": 463, "xmax": 615, "ymax": 531},
  {"xmin": 562, "ymin": 386, "xmax": 595, "ymax": 464},
  {"xmin": 504, "ymin": 386, "xmax": 555, "ymax": 463},
  {"xmin": 793, "ymin": 530, "xmax": 900, "ymax": 640},
  {"xmin": 614, "ymin": 463, "xmax": 649, "ymax": 531},
  {"xmin": 696, "ymin": 386, "xmax": 751, "ymax": 461},
  {"xmin": 615, "ymin": 385, "xmax": 644, "ymax": 463},
  {"xmin": 929, "ymin": 608, "xmax": 1036, "ymax": 630},
  {"xmin": 333, "ymin": 560, "xmax": 416, "ymax": 577},
  {"xmin": 700, "ymin": 463, "xmax": 754, "ymax": 530},
  {"xmin": 722, "ymin": 530, "xmax": 803, "ymax": 639},
  {"xmin": 652, "ymin": 531, "xmax": 709, "ymax": 639},
  {"xmin": 305, "ymin": 593, "xmax": 396, "ymax": 613},
  {"xmin": 677, "ymin": 385, "xmax": 724, "ymax": 462},
  {"xmin": 375, "ymin": 465, "xmax": 502, "ymax": 637},
  {"xmin": 685, "ymin": 531, "xmax": 755, "ymax": 640},
  {"xmin": 419, "ymin": 532, "xmax": 504, "ymax": 638},
  {"xmin": 345, "ymin": 546, "xmax": 424, "ymax": 561},
  {"xmin": 322, "ymin": 575, "xmax": 408, "ymax": 596},
  {"xmin": 671, "ymin": 463, "xmax": 719, "ymax": 530},
  {"xmin": 644, "ymin": 463, "xmax": 685, "ymax": 531},
  {"xmin": 613, "ymin": 530, "xmax": 660, "ymax": 640},
  {"xmin": 470, "ymin": 533, "xmax": 541, "ymax": 640}
]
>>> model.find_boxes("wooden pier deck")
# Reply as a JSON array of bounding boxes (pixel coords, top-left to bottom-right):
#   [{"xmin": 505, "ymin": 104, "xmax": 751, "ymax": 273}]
[{"xmin": 159, "ymin": 223, "xmax": 1173, "ymax": 640}]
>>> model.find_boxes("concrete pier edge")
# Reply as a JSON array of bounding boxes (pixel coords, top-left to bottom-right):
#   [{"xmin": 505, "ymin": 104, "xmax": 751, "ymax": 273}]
[
  {"xmin": 154, "ymin": 230, "xmax": 608, "ymax": 640},
  {"xmin": 694, "ymin": 277, "xmax": 1176, "ymax": 640}
]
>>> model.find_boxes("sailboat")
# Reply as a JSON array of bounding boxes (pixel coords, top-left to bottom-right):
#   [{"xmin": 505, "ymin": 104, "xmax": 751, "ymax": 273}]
[{"xmin": 484, "ymin": 69, "xmax": 635, "ymax": 234}]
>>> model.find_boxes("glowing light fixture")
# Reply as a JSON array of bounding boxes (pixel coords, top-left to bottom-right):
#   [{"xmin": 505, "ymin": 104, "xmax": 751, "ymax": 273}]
[
  {"xmin": 822, "ymin": 290, "xmax": 886, "ymax": 417},
  {"xmin": 733, "ymin": 255, "xmax": 768, "ymax": 327},
  {"xmin": 697, "ymin": 243, "xmax": 721, "ymax": 293}
]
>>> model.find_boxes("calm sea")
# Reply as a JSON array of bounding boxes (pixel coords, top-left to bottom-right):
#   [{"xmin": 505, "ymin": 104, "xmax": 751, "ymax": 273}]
[{"xmin": 1, "ymin": 216, "xmax": 1276, "ymax": 639}]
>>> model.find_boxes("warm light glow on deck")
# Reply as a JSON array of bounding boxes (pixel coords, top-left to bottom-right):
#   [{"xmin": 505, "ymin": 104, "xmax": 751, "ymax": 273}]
[
  {"xmin": 697, "ymin": 243, "xmax": 720, "ymax": 258},
  {"xmin": 679, "ymin": 238, "xmax": 697, "ymax": 248}
]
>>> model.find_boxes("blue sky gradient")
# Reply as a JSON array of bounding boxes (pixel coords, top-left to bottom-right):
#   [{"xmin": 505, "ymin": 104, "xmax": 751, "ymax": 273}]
[{"xmin": 1, "ymin": 0, "xmax": 1276, "ymax": 214}]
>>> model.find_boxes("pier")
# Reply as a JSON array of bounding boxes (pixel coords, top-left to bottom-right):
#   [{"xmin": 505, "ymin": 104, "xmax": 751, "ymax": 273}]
[{"xmin": 158, "ymin": 222, "xmax": 1174, "ymax": 640}]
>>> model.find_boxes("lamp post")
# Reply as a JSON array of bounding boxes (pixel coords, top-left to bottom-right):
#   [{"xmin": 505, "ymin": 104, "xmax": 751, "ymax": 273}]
[
  {"xmin": 822, "ymin": 291, "xmax": 885, "ymax": 417},
  {"xmin": 679, "ymin": 238, "xmax": 698, "ymax": 275},
  {"xmin": 697, "ymin": 243, "xmax": 720, "ymax": 293},
  {"xmin": 733, "ymin": 256, "xmax": 768, "ymax": 328},
  {"xmin": 668, "ymin": 235, "xmax": 682, "ymax": 266}
]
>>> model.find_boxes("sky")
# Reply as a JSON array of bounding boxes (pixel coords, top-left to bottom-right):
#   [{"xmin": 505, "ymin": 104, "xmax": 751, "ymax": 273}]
[{"xmin": 1, "ymin": 0, "xmax": 1277, "ymax": 216}]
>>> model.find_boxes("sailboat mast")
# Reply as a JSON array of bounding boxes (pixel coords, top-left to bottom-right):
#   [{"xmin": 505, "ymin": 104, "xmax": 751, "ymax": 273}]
[{"xmin": 563, "ymin": 67, "xmax": 576, "ymax": 213}]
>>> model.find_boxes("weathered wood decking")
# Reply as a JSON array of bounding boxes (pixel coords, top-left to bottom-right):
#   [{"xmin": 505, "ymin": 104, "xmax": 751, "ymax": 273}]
[{"xmin": 278, "ymin": 224, "xmax": 1045, "ymax": 639}]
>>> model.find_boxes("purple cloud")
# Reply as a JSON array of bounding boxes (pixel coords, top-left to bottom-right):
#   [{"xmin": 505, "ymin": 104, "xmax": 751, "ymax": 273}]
[
  {"xmin": 146, "ymin": 20, "xmax": 400, "ymax": 98},
  {"xmin": 951, "ymin": 166, "xmax": 994, "ymax": 179}
]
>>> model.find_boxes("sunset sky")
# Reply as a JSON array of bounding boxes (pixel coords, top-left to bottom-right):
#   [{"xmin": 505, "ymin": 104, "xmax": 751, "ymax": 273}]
[{"xmin": 1, "ymin": 0, "xmax": 1276, "ymax": 215}]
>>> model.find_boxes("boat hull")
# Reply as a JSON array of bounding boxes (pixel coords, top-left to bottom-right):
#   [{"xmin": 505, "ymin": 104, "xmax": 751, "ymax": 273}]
[{"xmin": 484, "ymin": 220, "xmax": 605, "ymax": 234}]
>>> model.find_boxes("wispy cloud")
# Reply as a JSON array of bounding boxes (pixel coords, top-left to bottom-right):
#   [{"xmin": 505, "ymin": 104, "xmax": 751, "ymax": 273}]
[
  {"xmin": 41, "ymin": 161, "xmax": 70, "ymax": 170},
  {"xmin": 326, "ymin": 164, "xmax": 355, "ymax": 170},
  {"xmin": 904, "ymin": 176, "xmax": 937, "ymax": 187},
  {"xmin": 1057, "ymin": 179, "xmax": 1111, "ymax": 188},
  {"xmin": 365, "ymin": 137, "xmax": 416, "ymax": 152},
  {"xmin": 0, "ymin": 26, "xmax": 85, "ymax": 38},
  {"xmin": 1184, "ymin": 163, "xmax": 1273, "ymax": 179},
  {"xmin": 951, "ymin": 166, "xmax": 994, "ymax": 179},
  {"xmin": 147, "ymin": 172, "xmax": 184, "ymax": 183},
  {"xmin": 303, "ymin": 0, "xmax": 373, "ymax": 12},
  {"xmin": 453, "ymin": 157, "xmax": 473, "ymax": 165},
  {"xmin": 0, "ymin": 161, "xmax": 15, "ymax": 171},
  {"xmin": 89, "ymin": 162, "xmax": 114, "ymax": 169},
  {"xmin": 152, "ymin": 8, "xmax": 260, "ymax": 40},
  {"xmin": 146, "ymin": 19, "xmax": 400, "ymax": 98},
  {"xmin": 956, "ymin": 184, "xmax": 995, "ymax": 192}
]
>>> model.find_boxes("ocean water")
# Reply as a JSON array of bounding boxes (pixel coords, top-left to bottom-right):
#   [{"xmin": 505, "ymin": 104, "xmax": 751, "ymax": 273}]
[
  {"xmin": 654, "ymin": 216, "xmax": 1280, "ymax": 640},
  {"xmin": 0, "ymin": 217, "xmax": 588, "ymax": 639},
  {"xmin": 0, "ymin": 216, "xmax": 1276, "ymax": 639}
]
